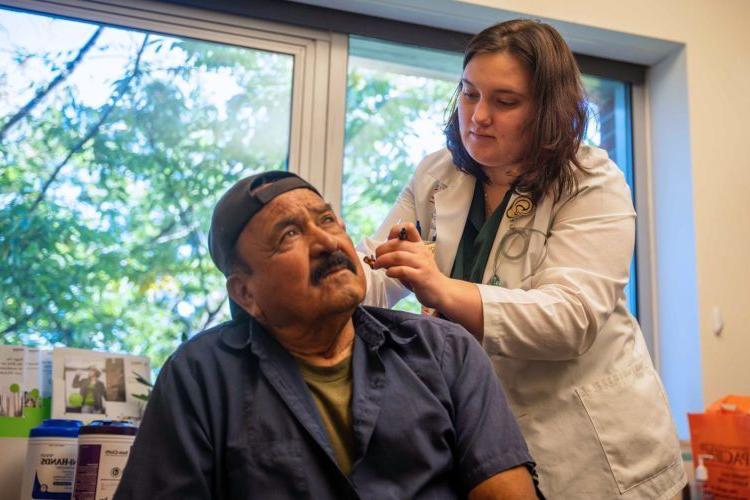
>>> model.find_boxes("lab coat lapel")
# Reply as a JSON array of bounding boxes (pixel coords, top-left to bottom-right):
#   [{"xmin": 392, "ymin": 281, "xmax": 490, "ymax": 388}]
[{"xmin": 432, "ymin": 171, "xmax": 475, "ymax": 274}]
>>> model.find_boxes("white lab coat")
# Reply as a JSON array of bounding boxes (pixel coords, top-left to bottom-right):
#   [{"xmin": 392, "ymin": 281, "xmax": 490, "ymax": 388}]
[{"xmin": 360, "ymin": 146, "xmax": 686, "ymax": 499}]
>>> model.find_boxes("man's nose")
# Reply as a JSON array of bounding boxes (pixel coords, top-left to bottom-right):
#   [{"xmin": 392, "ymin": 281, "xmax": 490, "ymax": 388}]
[{"xmin": 309, "ymin": 225, "xmax": 339, "ymax": 254}]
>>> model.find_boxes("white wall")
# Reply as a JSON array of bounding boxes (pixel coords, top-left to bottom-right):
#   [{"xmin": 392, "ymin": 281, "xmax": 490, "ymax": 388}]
[{"xmin": 298, "ymin": 0, "xmax": 750, "ymax": 437}]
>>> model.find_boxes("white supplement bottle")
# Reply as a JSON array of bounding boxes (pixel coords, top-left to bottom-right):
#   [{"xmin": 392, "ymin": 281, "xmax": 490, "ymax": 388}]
[
  {"xmin": 73, "ymin": 420, "xmax": 137, "ymax": 500},
  {"xmin": 20, "ymin": 419, "xmax": 83, "ymax": 500}
]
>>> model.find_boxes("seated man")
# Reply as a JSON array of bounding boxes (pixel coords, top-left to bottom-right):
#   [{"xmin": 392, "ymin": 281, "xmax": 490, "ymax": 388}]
[{"xmin": 115, "ymin": 171, "xmax": 538, "ymax": 499}]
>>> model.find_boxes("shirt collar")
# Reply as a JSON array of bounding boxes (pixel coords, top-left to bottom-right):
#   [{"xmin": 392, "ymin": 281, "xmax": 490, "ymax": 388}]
[
  {"xmin": 219, "ymin": 317, "xmax": 255, "ymax": 350},
  {"xmin": 218, "ymin": 306, "xmax": 408, "ymax": 353},
  {"xmin": 354, "ymin": 306, "xmax": 418, "ymax": 346},
  {"xmin": 351, "ymin": 306, "xmax": 388, "ymax": 349}
]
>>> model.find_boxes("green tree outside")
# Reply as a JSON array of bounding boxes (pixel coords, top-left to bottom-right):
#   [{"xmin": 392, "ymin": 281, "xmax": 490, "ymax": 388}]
[{"xmin": 1, "ymin": 11, "xmax": 292, "ymax": 367}]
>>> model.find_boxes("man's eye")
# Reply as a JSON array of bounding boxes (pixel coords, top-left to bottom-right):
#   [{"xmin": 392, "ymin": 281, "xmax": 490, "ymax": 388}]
[
  {"xmin": 321, "ymin": 214, "xmax": 336, "ymax": 224},
  {"xmin": 282, "ymin": 228, "xmax": 300, "ymax": 240}
]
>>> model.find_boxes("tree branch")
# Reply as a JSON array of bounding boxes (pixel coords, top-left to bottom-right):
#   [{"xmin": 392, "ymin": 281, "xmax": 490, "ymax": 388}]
[
  {"xmin": 51, "ymin": 317, "xmax": 75, "ymax": 346},
  {"xmin": 202, "ymin": 296, "xmax": 227, "ymax": 330},
  {"xmin": 0, "ymin": 27, "xmax": 103, "ymax": 142},
  {"xmin": 0, "ymin": 313, "xmax": 31, "ymax": 336},
  {"xmin": 28, "ymin": 34, "xmax": 150, "ymax": 214}
]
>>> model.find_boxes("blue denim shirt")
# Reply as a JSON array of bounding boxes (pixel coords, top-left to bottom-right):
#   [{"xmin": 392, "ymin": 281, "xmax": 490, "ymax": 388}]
[{"xmin": 116, "ymin": 306, "xmax": 534, "ymax": 499}]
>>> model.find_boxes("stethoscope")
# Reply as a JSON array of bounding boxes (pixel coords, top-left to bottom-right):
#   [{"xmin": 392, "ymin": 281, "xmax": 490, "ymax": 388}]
[{"xmin": 486, "ymin": 195, "xmax": 550, "ymax": 287}]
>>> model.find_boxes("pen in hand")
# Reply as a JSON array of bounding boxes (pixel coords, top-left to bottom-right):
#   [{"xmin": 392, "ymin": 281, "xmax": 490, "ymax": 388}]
[{"xmin": 364, "ymin": 225, "xmax": 408, "ymax": 269}]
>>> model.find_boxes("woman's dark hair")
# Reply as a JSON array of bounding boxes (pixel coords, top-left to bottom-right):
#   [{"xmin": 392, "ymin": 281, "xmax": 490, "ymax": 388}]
[{"xmin": 444, "ymin": 19, "xmax": 588, "ymax": 201}]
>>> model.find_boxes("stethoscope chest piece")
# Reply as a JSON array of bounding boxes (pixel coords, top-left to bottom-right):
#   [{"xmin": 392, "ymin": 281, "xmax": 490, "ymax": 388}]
[{"xmin": 488, "ymin": 274, "xmax": 503, "ymax": 287}]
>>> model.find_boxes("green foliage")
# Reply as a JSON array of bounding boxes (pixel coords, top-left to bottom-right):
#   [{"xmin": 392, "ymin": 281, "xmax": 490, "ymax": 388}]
[
  {"xmin": 342, "ymin": 68, "xmax": 455, "ymax": 244},
  {"xmin": 131, "ymin": 370, "xmax": 153, "ymax": 402},
  {"xmin": 342, "ymin": 68, "xmax": 455, "ymax": 313},
  {"xmin": 0, "ymin": 18, "xmax": 293, "ymax": 368}
]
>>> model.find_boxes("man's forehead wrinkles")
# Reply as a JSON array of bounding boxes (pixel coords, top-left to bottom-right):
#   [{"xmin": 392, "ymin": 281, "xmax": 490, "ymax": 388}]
[
  {"xmin": 266, "ymin": 196, "xmax": 330, "ymax": 219},
  {"xmin": 309, "ymin": 202, "xmax": 334, "ymax": 214},
  {"xmin": 246, "ymin": 190, "xmax": 331, "ymax": 237}
]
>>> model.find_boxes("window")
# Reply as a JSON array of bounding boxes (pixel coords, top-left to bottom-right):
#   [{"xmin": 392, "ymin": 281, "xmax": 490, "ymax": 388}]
[
  {"xmin": 341, "ymin": 37, "xmax": 461, "ymax": 312},
  {"xmin": 0, "ymin": 3, "xmax": 328, "ymax": 366}
]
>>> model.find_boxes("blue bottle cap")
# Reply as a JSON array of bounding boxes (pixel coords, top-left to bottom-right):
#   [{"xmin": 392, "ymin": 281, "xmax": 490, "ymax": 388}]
[
  {"xmin": 79, "ymin": 419, "xmax": 137, "ymax": 436},
  {"xmin": 29, "ymin": 419, "xmax": 83, "ymax": 438}
]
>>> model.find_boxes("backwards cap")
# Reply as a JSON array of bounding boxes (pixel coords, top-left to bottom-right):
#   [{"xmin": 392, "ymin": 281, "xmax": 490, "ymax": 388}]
[{"xmin": 208, "ymin": 170, "xmax": 320, "ymax": 277}]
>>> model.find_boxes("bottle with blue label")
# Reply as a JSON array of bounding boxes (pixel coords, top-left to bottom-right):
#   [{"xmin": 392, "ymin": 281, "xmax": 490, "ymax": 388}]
[{"xmin": 20, "ymin": 419, "xmax": 83, "ymax": 500}]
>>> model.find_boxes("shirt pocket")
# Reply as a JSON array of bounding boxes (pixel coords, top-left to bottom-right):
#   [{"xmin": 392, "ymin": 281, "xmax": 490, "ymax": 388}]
[
  {"xmin": 574, "ymin": 361, "xmax": 680, "ymax": 494},
  {"xmin": 242, "ymin": 439, "xmax": 310, "ymax": 497}
]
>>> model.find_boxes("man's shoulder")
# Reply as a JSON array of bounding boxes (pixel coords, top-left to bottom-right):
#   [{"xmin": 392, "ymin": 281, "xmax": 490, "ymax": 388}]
[
  {"xmin": 167, "ymin": 319, "xmax": 248, "ymax": 368},
  {"xmin": 360, "ymin": 306, "xmax": 478, "ymax": 353}
]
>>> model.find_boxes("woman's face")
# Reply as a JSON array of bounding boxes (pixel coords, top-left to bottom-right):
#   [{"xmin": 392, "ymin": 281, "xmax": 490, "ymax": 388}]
[{"xmin": 457, "ymin": 51, "xmax": 534, "ymax": 172}]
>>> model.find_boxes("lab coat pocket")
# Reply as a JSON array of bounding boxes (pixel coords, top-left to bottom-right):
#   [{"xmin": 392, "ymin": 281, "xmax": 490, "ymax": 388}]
[{"xmin": 575, "ymin": 361, "xmax": 679, "ymax": 494}]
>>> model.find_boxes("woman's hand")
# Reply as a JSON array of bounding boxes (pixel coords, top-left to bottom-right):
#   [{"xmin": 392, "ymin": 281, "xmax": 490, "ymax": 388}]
[
  {"xmin": 373, "ymin": 222, "xmax": 448, "ymax": 309},
  {"xmin": 374, "ymin": 222, "xmax": 485, "ymax": 340}
]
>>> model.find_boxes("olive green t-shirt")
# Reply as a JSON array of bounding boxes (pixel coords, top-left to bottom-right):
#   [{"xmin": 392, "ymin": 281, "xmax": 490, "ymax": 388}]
[{"xmin": 297, "ymin": 355, "xmax": 355, "ymax": 475}]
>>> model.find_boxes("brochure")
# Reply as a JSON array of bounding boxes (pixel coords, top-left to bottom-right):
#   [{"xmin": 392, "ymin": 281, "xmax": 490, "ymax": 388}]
[
  {"xmin": 0, "ymin": 346, "xmax": 25, "ymax": 418},
  {"xmin": 0, "ymin": 346, "xmax": 53, "ymax": 438},
  {"xmin": 51, "ymin": 347, "xmax": 150, "ymax": 424}
]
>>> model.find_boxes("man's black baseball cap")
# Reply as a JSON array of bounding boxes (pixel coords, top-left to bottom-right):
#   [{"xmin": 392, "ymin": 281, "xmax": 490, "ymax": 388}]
[
  {"xmin": 208, "ymin": 171, "xmax": 320, "ymax": 320},
  {"xmin": 208, "ymin": 170, "xmax": 320, "ymax": 277}
]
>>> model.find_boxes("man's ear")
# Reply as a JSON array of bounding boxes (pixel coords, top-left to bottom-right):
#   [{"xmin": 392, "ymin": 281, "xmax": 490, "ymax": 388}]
[{"xmin": 227, "ymin": 274, "xmax": 264, "ymax": 322}]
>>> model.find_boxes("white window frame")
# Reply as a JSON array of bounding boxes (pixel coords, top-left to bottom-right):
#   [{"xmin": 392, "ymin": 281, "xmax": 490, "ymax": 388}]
[{"xmin": 631, "ymin": 82, "xmax": 658, "ymax": 365}]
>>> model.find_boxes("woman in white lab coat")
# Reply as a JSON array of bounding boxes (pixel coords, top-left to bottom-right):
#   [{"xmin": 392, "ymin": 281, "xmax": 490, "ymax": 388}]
[{"xmin": 361, "ymin": 19, "xmax": 686, "ymax": 499}]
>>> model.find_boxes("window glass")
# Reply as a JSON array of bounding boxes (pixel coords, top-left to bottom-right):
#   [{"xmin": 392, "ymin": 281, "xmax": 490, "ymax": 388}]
[
  {"xmin": 0, "ymin": 7, "xmax": 293, "ymax": 365},
  {"xmin": 342, "ymin": 37, "xmax": 461, "ymax": 312},
  {"xmin": 342, "ymin": 36, "xmax": 637, "ymax": 315}
]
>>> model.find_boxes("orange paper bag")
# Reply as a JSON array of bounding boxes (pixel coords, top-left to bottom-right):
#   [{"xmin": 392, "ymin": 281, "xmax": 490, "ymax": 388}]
[{"xmin": 688, "ymin": 395, "xmax": 750, "ymax": 499}]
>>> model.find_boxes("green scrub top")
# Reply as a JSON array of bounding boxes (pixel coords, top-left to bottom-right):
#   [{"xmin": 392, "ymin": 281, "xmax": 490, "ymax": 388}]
[{"xmin": 450, "ymin": 182, "xmax": 513, "ymax": 284}]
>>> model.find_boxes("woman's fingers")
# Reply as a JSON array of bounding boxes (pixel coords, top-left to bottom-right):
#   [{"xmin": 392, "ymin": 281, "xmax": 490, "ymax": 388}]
[
  {"xmin": 373, "ymin": 249, "xmax": 424, "ymax": 270},
  {"xmin": 384, "ymin": 264, "xmax": 445, "ymax": 309},
  {"xmin": 375, "ymin": 236, "xmax": 426, "ymax": 259},
  {"xmin": 383, "ymin": 265, "xmax": 414, "ymax": 290},
  {"xmin": 386, "ymin": 222, "xmax": 421, "ymax": 242},
  {"xmin": 374, "ymin": 225, "xmax": 441, "ymax": 303}
]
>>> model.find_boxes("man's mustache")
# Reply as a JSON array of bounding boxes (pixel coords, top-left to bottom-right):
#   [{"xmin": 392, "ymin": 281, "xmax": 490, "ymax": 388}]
[{"xmin": 311, "ymin": 250, "xmax": 357, "ymax": 284}]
